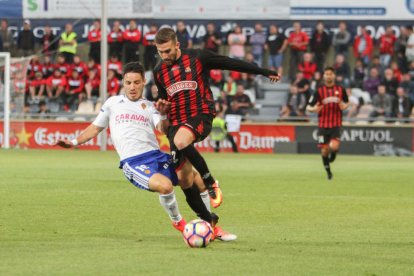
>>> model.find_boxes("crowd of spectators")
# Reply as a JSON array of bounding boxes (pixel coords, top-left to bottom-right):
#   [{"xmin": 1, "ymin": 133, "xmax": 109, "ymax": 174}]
[{"xmin": 1, "ymin": 18, "xmax": 414, "ymax": 122}]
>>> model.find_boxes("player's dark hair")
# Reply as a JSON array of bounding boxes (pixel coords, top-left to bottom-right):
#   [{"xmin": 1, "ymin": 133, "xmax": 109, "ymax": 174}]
[
  {"xmin": 324, "ymin": 66, "xmax": 335, "ymax": 73},
  {"xmin": 155, "ymin": 27, "xmax": 177, "ymax": 44},
  {"xmin": 123, "ymin": 62, "xmax": 145, "ymax": 78}
]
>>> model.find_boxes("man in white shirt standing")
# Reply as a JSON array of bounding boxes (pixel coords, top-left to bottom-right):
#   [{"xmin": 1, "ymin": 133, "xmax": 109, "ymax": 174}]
[
  {"xmin": 405, "ymin": 25, "xmax": 414, "ymax": 63},
  {"xmin": 56, "ymin": 62, "xmax": 187, "ymax": 233}
]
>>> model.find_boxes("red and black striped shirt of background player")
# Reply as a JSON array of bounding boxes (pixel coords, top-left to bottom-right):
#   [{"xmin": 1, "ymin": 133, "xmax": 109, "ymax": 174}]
[
  {"xmin": 308, "ymin": 84, "xmax": 348, "ymax": 128},
  {"xmin": 153, "ymin": 49, "xmax": 276, "ymax": 126}
]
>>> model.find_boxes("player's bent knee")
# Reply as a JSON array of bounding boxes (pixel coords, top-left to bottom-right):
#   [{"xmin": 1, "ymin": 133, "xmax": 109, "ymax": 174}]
[{"xmin": 149, "ymin": 174, "xmax": 173, "ymax": 194}]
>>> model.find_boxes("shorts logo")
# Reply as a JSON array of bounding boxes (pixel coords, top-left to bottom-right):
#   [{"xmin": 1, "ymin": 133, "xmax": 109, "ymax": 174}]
[
  {"xmin": 135, "ymin": 165, "xmax": 151, "ymax": 174},
  {"xmin": 166, "ymin": 81, "xmax": 198, "ymax": 96}
]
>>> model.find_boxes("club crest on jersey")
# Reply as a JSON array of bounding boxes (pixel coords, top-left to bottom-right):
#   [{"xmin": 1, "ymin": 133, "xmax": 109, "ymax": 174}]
[
  {"xmin": 185, "ymin": 66, "xmax": 191, "ymax": 73},
  {"xmin": 335, "ymin": 90, "xmax": 340, "ymax": 95},
  {"xmin": 166, "ymin": 81, "xmax": 198, "ymax": 96},
  {"xmin": 141, "ymin": 103, "xmax": 147, "ymax": 109}
]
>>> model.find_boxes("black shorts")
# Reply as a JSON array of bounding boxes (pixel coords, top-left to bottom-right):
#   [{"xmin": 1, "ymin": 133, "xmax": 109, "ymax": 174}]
[
  {"xmin": 168, "ymin": 114, "xmax": 213, "ymax": 169},
  {"xmin": 317, "ymin": 127, "xmax": 341, "ymax": 147}
]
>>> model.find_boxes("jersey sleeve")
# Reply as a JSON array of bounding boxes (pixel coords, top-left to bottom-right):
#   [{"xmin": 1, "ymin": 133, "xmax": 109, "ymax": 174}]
[
  {"xmin": 308, "ymin": 90, "xmax": 320, "ymax": 106},
  {"xmin": 198, "ymin": 49, "xmax": 277, "ymax": 77},
  {"xmin": 92, "ymin": 98, "xmax": 111, "ymax": 128}
]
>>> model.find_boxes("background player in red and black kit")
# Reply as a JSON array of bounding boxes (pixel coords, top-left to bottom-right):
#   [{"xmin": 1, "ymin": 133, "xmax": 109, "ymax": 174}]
[
  {"xmin": 307, "ymin": 67, "xmax": 349, "ymax": 180},
  {"xmin": 153, "ymin": 27, "xmax": 279, "ymax": 208}
]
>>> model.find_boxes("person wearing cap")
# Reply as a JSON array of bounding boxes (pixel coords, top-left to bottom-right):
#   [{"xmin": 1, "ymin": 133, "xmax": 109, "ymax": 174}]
[
  {"xmin": 17, "ymin": 19, "xmax": 35, "ymax": 57},
  {"xmin": 58, "ymin": 23, "xmax": 77, "ymax": 64}
]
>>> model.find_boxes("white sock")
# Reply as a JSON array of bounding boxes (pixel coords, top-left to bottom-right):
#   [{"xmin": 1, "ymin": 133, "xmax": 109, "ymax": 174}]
[
  {"xmin": 159, "ymin": 191, "xmax": 182, "ymax": 222},
  {"xmin": 200, "ymin": 190, "xmax": 211, "ymax": 212}
]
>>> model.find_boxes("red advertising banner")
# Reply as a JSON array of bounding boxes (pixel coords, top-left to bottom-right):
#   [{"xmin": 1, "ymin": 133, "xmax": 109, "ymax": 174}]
[
  {"xmin": 195, "ymin": 124, "xmax": 296, "ymax": 153},
  {"xmin": 0, "ymin": 121, "xmax": 295, "ymax": 153}
]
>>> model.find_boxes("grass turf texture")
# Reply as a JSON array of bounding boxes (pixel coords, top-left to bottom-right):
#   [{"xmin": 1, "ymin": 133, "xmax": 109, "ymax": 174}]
[{"xmin": 1, "ymin": 150, "xmax": 413, "ymax": 275}]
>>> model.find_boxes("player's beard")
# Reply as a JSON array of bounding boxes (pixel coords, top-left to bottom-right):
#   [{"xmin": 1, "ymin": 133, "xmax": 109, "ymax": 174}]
[{"xmin": 164, "ymin": 53, "xmax": 177, "ymax": 66}]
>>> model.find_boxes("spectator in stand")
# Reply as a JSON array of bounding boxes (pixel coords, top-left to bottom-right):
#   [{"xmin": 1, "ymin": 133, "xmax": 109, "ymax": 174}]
[
  {"xmin": 108, "ymin": 20, "xmax": 124, "ymax": 60},
  {"xmin": 65, "ymin": 69, "xmax": 84, "ymax": 111},
  {"xmin": 378, "ymin": 26, "xmax": 397, "ymax": 69},
  {"xmin": 1, "ymin": 19, "xmax": 15, "ymax": 54},
  {"xmin": 396, "ymin": 26, "xmax": 408, "ymax": 73},
  {"xmin": 353, "ymin": 26, "xmax": 373, "ymax": 66},
  {"xmin": 288, "ymin": 21, "xmax": 309, "ymax": 80},
  {"xmin": 363, "ymin": 67, "xmax": 381, "ymax": 98},
  {"xmin": 400, "ymin": 73, "xmax": 414, "ymax": 104},
  {"xmin": 88, "ymin": 20, "xmax": 101, "ymax": 64},
  {"xmin": 238, "ymin": 72, "xmax": 255, "ymax": 90},
  {"xmin": 28, "ymin": 71, "xmax": 46, "ymax": 102},
  {"xmin": 40, "ymin": 25, "xmax": 58, "ymax": 58},
  {"xmin": 42, "ymin": 55, "xmax": 55, "ymax": 79},
  {"xmin": 107, "ymin": 69, "xmax": 120, "ymax": 97},
  {"xmin": 294, "ymin": 70, "xmax": 311, "ymax": 100},
  {"xmin": 265, "ymin": 24, "xmax": 287, "ymax": 78},
  {"xmin": 13, "ymin": 71, "xmax": 28, "ymax": 98},
  {"xmin": 85, "ymin": 69, "xmax": 100, "ymax": 100},
  {"xmin": 227, "ymin": 25, "xmax": 246, "ymax": 60},
  {"xmin": 249, "ymin": 23, "xmax": 266, "ymax": 66},
  {"xmin": 202, "ymin": 23, "xmax": 221, "ymax": 53},
  {"xmin": 107, "ymin": 54, "xmax": 123, "ymax": 78},
  {"xmin": 352, "ymin": 59, "xmax": 366, "ymax": 89},
  {"xmin": 390, "ymin": 61, "xmax": 402, "ymax": 82},
  {"xmin": 176, "ymin": 20, "xmax": 192, "ymax": 49},
  {"xmin": 17, "ymin": 19, "xmax": 35, "ymax": 57},
  {"xmin": 392, "ymin": 87, "xmax": 412, "ymax": 122},
  {"xmin": 222, "ymin": 76, "xmax": 237, "ymax": 98},
  {"xmin": 369, "ymin": 56, "xmax": 382, "ymax": 74},
  {"xmin": 406, "ymin": 25, "xmax": 414, "ymax": 64},
  {"xmin": 27, "ymin": 56, "xmax": 43, "ymax": 80},
  {"xmin": 142, "ymin": 24, "xmax": 158, "ymax": 71},
  {"xmin": 123, "ymin": 20, "xmax": 141, "ymax": 63},
  {"xmin": 309, "ymin": 71, "xmax": 322, "ymax": 93},
  {"xmin": 382, "ymin": 68, "xmax": 399, "ymax": 99},
  {"xmin": 38, "ymin": 101, "xmax": 50, "ymax": 119},
  {"xmin": 0, "ymin": 30, "xmax": 3, "ymax": 51},
  {"xmin": 332, "ymin": 21, "xmax": 351, "ymax": 57},
  {"xmin": 71, "ymin": 55, "xmax": 88, "ymax": 81},
  {"xmin": 58, "ymin": 23, "xmax": 77, "ymax": 64},
  {"xmin": 55, "ymin": 54, "xmax": 71, "ymax": 77},
  {"xmin": 46, "ymin": 68, "xmax": 67, "ymax": 100},
  {"xmin": 148, "ymin": 83, "xmax": 159, "ymax": 102},
  {"xmin": 209, "ymin": 69, "xmax": 224, "ymax": 88},
  {"xmin": 280, "ymin": 83, "xmax": 307, "ymax": 119},
  {"xmin": 86, "ymin": 59, "xmax": 101, "ymax": 77},
  {"xmin": 369, "ymin": 84, "xmax": 392, "ymax": 122},
  {"xmin": 334, "ymin": 54, "xmax": 351, "ymax": 88},
  {"xmin": 310, "ymin": 21, "xmax": 330, "ymax": 73},
  {"xmin": 227, "ymin": 84, "xmax": 253, "ymax": 117},
  {"xmin": 298, "ymin": 52, "xmax": 317, "ymax": 80}
]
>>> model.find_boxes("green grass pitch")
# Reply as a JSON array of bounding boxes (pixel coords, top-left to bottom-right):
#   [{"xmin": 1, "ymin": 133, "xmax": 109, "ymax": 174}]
[{"xmin": 1, "ymin": 150, "xmax": 413, "ymax": 275}]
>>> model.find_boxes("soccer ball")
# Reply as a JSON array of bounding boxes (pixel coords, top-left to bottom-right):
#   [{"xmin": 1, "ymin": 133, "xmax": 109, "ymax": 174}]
[{"xmin": 183, "ymin": 219, "xmax": 213, "ymax": 248}]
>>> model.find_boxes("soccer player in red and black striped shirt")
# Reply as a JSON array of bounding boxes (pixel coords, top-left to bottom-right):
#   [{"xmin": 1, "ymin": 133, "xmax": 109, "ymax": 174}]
[
  {"xmin": 153, "ymin": 27, "xmax": 278, "ymax": 215},
  {"xmin": 307, "ymin": 67, "xmax": 349, "ymax": 180}
]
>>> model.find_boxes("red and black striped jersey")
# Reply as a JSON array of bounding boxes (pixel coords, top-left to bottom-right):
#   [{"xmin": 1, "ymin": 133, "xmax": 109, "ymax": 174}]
[
  {"xmin": 309, "ymin": 84, "xmax": 348, "ymax": 128},
  {"xmin": 153, "ymin": 49, "xmax": 276, "ymax": 125}
]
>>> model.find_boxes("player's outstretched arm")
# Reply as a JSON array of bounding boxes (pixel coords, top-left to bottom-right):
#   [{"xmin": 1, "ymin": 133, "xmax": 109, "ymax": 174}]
[
  {"xmin": 199, "ymin": 50, "xmax": 280, "ymax": 83},
  {"xmin": 56, "ymin": 124, "xmax": 104, "ymax": 148}
]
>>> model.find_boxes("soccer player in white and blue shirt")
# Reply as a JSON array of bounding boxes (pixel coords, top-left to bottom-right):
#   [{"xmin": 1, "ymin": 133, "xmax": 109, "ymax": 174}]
[{"xmin": 56, "ymin": 62, "xmax": 187, "ymax": 233}]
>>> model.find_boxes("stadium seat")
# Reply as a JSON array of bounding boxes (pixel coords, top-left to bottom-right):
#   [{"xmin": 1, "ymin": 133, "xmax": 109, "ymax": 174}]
[{"xmin": 76, "ymin": 101, "xmax": 94, "ymax": 114}]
